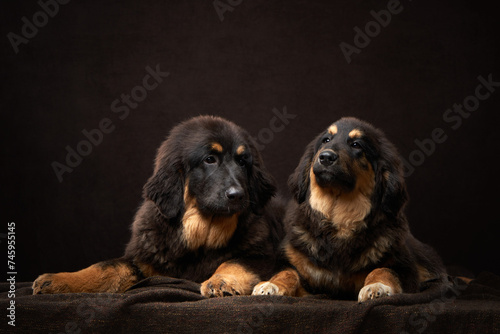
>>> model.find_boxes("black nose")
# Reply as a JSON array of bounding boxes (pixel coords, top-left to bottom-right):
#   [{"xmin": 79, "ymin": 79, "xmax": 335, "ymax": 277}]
[
  {"xmin": 225, "ymin": 186, "xmax": 244, "ymax": 201},
  {"xmin": 319, "ymin": 151, "xmax": 338, "ymax": 166}
]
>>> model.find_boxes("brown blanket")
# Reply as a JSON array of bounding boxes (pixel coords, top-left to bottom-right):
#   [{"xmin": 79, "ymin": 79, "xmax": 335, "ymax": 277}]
[{"xmin": 1, "ymin": 273, "xmax": 499, "ymax": 333}]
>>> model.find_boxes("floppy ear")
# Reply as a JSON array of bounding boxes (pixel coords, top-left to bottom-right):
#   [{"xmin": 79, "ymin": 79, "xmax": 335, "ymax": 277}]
[
  {"xmin": 375, "ymin": 139, "xmax": 409, "ymax": 218},
  {"xmin": 247, "ymin": 142, "xmax": 277, "ymax": 214},
  {"xmin": 143, "ymin": 143, "xmax": 185, "ymax": 219},
  {"xmin": 288, "ymin": 138, "xmax": 317, "ymax": 203}
]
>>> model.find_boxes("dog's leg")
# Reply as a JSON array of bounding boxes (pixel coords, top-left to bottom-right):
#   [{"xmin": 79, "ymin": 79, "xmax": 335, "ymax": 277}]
[
  {"xmin": 200, "ymin": 260, "xmax": 261, "ymax": 297},
  {"xmin": 32, "ymin": 258, "xmax": 144, "ymax": 294},
  {"xmin": 252, "ymin": 268, "xmax": 307, "ymax": 297},
  {"xmin": 357, "ymin": 268, "xmax": 402, "ymax": 302}
]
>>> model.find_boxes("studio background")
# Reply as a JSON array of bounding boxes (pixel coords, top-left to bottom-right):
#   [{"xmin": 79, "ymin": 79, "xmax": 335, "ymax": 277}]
[{"xmin": 1, "ymin": 0, "xmax": 499, "ymax": 282}]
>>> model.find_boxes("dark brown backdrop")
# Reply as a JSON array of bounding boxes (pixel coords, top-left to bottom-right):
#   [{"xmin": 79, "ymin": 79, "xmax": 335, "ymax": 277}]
[{"xmin": 1, "ymin": 0, "xmax": 499, "ymax": 282}]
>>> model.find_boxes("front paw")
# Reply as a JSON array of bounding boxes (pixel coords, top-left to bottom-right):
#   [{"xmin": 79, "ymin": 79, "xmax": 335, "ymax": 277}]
[
  {"xmin": 200, "ymin": 274, "xmax": 243, "ymax": 298},
  {"xmin": 32, "ymin": 273, "xmax": 70, "ymax": 295},
  {"xmin": 252, "ymin": 281, "xmax": 282, "ymax": 296},
  {"xmin": 358, "ymin": 282, "xmax": 393, "ymax": 302}
]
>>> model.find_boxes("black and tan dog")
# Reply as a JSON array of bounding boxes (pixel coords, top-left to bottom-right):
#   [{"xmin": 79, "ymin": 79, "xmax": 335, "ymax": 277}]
[
  {"xmin": 33, "ymin": 115, "xmax": 284, "ymax": 297},
  {"xmin": 252, "ymin": 117, "xmax": 446, "ymax": 302}
]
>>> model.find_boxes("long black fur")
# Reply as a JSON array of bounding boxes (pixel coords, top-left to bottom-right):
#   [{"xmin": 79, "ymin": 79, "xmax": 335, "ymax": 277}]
[
  {"xmin": 33, "ymin": 116, "xmax": 284, "ymax": 295},
  {"xmin": 124, "ymin": 115, "xmax": 284, "ymax": 282},
  {"xmin": 285, "ymin": 117, "xmax": 446, "ymax": 297}
]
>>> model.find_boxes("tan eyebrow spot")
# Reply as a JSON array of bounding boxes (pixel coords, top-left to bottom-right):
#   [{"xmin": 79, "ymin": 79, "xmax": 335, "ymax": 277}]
[
  {"xmin": 349, "ymin": 129, "xmax": 363, "ymax": 139},
  {"xmin": 328, "ymin": 125, "xmax": 338, "ymax": 135},
  {"xmin": 210, "ymin": 142, "xmax": 223, "ymax": 153},
  {"xmin": 236, "ymin": 145, "xmax": 245, "ymax": 155}
]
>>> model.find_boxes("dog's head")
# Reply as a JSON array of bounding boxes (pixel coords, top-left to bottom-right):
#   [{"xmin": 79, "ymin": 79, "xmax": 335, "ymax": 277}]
[
  {"xmin": 289, "ymin": 117, "xmax": 407, "ymax": 219},
  {"xmin": 143, "ymin": 115, "xmax": 276, "ymax": 219}
]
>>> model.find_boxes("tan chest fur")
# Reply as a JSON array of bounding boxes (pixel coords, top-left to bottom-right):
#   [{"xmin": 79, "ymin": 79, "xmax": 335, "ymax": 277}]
[
  {"xmin": 182, "ymin": 188, "xmax": 238, "ymax": 250},
  {"xmin": 182, "ymin": 210, "xmax": 238, "ymax": 250},
  {"xmin": 308, "ymin": 166, "xmax": 374, "ymax": 238}
]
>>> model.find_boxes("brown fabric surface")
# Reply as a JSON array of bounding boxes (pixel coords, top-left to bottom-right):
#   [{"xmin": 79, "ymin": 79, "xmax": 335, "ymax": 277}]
[{"xmin": 1, "ymin": 273, "xmax": 499, "ymax": 333}]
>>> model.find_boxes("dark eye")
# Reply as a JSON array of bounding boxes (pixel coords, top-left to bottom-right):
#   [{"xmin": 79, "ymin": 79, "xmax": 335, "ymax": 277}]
[
  {"xmin": 204, "ymin": 156, "xmax": 217, "ymax": 164},
  {"xmin": 322, "ymin": 137, "xmax": 330, "ymax": 144},
  {"xmin": 237, "ymin": 155, "xmax": 247, "ymax": 167},
  {"xmin": 351, "ymin": 142, "xmax": 361, "ymax": 149}
]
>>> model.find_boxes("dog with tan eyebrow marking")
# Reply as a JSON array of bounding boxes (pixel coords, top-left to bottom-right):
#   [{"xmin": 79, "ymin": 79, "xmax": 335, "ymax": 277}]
[
  {"xmin": 252, "ymin": 117, "xmax": 447, "ymax": 302},
  {"xmin": 33, "ymin": 115, "xmax": 284, "ymax": 297}
]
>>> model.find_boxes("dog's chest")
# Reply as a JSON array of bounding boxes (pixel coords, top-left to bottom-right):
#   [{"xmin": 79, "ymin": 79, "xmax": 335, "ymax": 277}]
[
  {"xmin": 309, "ymin": 190, "xmax": 372, "ymax": 239},
  {"xmin": 290, "ymin": 226, "xmax": 393, "ymax": 292},
  {"xmin": 181, "ymin": 209, "xmax": 239, "ymax": 250}
]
